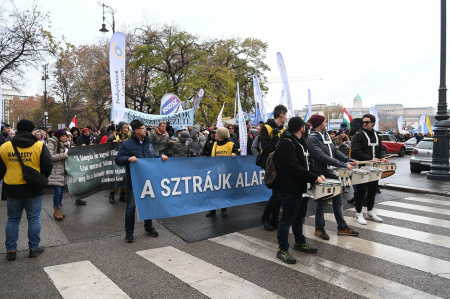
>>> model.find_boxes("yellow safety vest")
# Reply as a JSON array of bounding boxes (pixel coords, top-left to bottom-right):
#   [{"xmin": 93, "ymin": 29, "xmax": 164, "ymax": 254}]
[
  {"xmin": 212, "ymin": 141, "xmax": 235, "ymax": 157},
  {"xmin": 0, "ymin": 141, "xmax": 43, "ymax": 185}
]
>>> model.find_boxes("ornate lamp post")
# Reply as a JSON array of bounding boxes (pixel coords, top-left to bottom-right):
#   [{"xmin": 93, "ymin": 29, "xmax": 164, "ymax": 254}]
[
  {"xmin": 41, "ymin": 64, "xmax": 49, "ymax": 129},
  {"xmin": 427, "ymin": 0, "xmax": 450, "ymax": 181},
  {"xmin": 99, "ymin": 2, "xmax": 115, "ymax": 33}
]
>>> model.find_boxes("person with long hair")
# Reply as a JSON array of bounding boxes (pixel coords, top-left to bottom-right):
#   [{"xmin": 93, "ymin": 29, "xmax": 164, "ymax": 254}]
[{"xmin": 47, "ymin": 129, "xmax": 70, "ymax": 220}]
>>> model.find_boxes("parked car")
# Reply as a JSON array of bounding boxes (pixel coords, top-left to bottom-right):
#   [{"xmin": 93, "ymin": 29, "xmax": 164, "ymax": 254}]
[
  {"xmin": 405, "ymin": 138, "xmax": 418, "ymax": 155},
  {"xmin": 410, "ymin": 138, "xmax": 450, "ymax": 173},
  {"xmin": 379, "ymin": 134, "xmax": 406, "ymax": 157}
]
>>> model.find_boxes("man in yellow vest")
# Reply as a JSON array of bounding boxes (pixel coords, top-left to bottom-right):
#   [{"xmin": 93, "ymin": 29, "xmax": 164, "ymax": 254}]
[{"xmin": 0, "ymin": 119, "xmax": 53, "ymax": 261}]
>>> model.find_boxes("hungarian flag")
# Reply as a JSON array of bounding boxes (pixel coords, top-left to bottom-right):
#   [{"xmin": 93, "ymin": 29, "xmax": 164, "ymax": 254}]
[
  {"xmin": 69, "ymin": 115, "xmax": 77, "ymax": 128},
  {"xmin": 343, "ymin": 108, "xmax": 352, "ymax": 129}
]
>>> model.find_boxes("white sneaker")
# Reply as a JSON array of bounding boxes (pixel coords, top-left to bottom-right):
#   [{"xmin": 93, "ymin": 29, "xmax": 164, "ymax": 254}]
[
  {"xmin": 367, "ymin": 210, "xmax": 383, "ymax": 222},
  {"xmin": 355, "ymin": 212, "xmax": 367, "ymax": 225}
]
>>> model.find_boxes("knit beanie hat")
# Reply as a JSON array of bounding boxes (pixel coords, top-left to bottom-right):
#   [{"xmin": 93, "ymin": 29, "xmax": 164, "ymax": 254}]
[
  {"xmin": 309, "ymin": 115, "xmax": 325, "ymax": 129},
  {"xmin": 55, "ymin": 129, "xmax": 67, "ymax": 139},
  {"xmin": 17, "ymin": 119, "xmax": 35, "ymax": 132},
  {"xmin": 81, "ymin": 128, "xmax": 91, "ymax": 134},
  {"xmin": 1, "ymin": 123, "xmax": 11, "ymax": 131}
]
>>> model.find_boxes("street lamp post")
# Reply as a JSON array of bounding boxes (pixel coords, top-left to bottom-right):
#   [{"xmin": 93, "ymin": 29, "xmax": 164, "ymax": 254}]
[
  {"xmin": 41, "ymin": 64, "xmax": 49, "ymax": 130},
  {"xmin": 427, "ymin": 0, "xmax": 450, "ymax": 181},
  {"xmin": 99, "ymin": 2, "xmax": 115, "ymax": 33}
]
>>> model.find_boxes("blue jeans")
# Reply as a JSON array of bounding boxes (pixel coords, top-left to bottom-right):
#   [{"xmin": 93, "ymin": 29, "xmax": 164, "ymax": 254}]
[
  {"xmin": 315, "ymin": 193, "xmax": 347, "ymax": 230},
  {"xmin": 5, "ymin": 196, "xmax": 42, "ymax": 251},
  {"xmin": 125, "ymin": 188, "xmax": 153, "ymax": 233},
  {"xmin": 277, "ymin": 193, "xmax": 309, "ymax": 251},
  {"xmin": 53, "ymin": 186, "xmax": 64, "ymax": 208}
]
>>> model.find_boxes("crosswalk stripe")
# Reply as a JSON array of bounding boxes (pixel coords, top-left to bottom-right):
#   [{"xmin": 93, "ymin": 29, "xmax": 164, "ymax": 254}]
[
  {"xmin": 303, "ymin": 225, "xmax": 450, "ymax": 279},
  {"xmin": 136, "ymin": 246, "xmax": 282, "ymax": 299},
  {"xmin": 323, "ymin": 213, "xmax": 450, "ymax": 249},
  {"xmin": 43, "ymin": 261, "xmax": 130, "ymax": 299},
  {"xmin": 378, "ymin": 201, "xmax": 450, "ymax": 216},
  {"xmin": 402, "ymin": 197, "xmax": 450, "ymax": 207},
  {"xmin": 348, "ymin": 208, "xmax": 450, "ymax": 229},
  {"xmin": 211, "ymin": 233, "xmax": 441, "ymax": 299}
]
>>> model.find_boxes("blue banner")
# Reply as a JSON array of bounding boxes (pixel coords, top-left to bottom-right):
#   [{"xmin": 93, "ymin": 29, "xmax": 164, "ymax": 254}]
[{"xmin": 130, "ymin": 156, "xmax": 270, "ymax": 220}]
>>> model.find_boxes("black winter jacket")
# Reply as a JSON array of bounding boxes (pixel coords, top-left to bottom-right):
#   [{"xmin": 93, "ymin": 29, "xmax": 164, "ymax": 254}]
[
  {"xmin": 260, "ymin": 118, "xmax": 284, "ymax": 168},
  {"xmin": 350, "ymin": 129, "xmax": 386, "ymax": 161},
  {"xmin": 273, "ymin": 131, "xmax": 321, "ymax": 195}
]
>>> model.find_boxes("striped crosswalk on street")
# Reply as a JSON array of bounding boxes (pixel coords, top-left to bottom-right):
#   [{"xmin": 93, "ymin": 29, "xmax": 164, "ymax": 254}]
[{"xmin": 39, "ymin": 195, "xmax": 449, "ymax": 298}]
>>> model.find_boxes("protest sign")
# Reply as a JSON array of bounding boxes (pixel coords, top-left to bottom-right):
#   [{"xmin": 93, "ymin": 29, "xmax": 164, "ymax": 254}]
[
  {"xmin": 125, "ymin": 108, "xmax": 194, "ymax": 127},
  {"xmin": 65, "ymin": 143, "xmax": 126, "ymax": 200},
  {"xmin": 130, "ymin": 156, "xmax": 271, "ymax": 220}
]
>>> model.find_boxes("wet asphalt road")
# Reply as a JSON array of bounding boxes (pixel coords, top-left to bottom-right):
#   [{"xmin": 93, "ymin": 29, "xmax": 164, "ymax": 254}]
[{"xmin": 0, "ymin": 156, "xmax": 449, "ymax": 298}]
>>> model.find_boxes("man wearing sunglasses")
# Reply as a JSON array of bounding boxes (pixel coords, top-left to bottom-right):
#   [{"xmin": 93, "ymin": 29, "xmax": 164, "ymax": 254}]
[{"xmin": 350, "ymin": 114, "xmax": 387, "ymax": 225}]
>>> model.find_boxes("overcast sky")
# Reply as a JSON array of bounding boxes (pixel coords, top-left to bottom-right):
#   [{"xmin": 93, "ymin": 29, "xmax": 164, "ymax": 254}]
[{"xmin": 8, "ymin": 0, "xmax": 445, "ymax": 111}]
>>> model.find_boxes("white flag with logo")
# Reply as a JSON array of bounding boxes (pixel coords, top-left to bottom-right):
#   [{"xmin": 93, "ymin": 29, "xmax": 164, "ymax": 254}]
[
  {"xmin": 109, "ymin": 32, "xmax": 126, "ymax": 124},
  {"xmin": 216, "ymin": 103, "xmax": 225, "ymax": 128},
  {"xmin": 236, "ymin": 82, "xmax": 247, "ymax": 156},
  {"xmin": 419, "ymin": 114, "xmax": 426, "ymax": 133},
  {"xmin": 397, "ymin": 115, "xmax": 403, "ymax": 132},
  {"xmin": 276, "ymin": 52, "xmax": 293, "ymax": 117},
  {"xmin": 253, "ymin": 74, "xmax": 268, "ymax": 122}
]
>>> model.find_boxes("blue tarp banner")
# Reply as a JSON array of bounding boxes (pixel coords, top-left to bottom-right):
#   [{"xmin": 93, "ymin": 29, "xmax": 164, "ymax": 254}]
[{"xmin": 130, "ymin": 156, "xmax": 270, "ymax": 220}]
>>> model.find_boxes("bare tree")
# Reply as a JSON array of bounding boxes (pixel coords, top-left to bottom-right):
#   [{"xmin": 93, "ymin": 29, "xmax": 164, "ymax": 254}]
[{"xmin": 0, "ymin": 1, "xmax": 55, "ymax": 89}]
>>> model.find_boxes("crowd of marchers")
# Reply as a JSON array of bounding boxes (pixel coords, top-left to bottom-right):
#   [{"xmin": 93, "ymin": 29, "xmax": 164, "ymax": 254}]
[{"xmin": 1, "ymin": 105, "xmax": 389, "ymax": 264}]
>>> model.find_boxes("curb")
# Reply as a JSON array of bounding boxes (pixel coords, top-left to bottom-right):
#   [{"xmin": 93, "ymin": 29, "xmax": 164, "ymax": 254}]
[{"xmin": 379, "ymin": 183, "xmax": 450, "ymax": 197}]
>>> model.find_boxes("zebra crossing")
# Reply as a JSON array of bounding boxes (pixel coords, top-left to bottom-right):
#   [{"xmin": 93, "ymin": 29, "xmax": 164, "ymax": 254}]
[{"xmin": 42, "ymin": 194, "xmax": 449, "ymax": 298}]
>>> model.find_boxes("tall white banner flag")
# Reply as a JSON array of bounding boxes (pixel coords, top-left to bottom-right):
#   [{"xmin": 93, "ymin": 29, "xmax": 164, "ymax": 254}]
[
  {"xmin": 397, "ymin": 116, "xmax": 403, "ymax": 132},
  {"xmin": 216, "ymin": 103, "xmax": 225, "ymax": 128},
  {"xmin": 253, "ymin": 74, "xmax": 268, "ymax": 122},
  {"xmin": 109, "ymin": 32, "xmax": 126, "ymax": 124},
  {"xmin": 236, "ymin": 82, "xmax": 247, "ymax": 156},
  {"xmin": 279, "ymin": 89, "xmax": 285, "ymax": 105},
  {"xmin": 419, "ymin": 114, "xmax": 426, "ymax": 133},
  {"xmin": 307, "ymin": 89, "xmax": 312, "ymax": 119},
  {"xmin": 373, "ymin": 108, "xmax": 379, "ymax": 131},
  {"xmin": 0, "ymin": 79, "xmax": 3, "ymax": 126},
  {"xmin": 276, "ymin": 52, "xmax": 294, "ymax": 117}
]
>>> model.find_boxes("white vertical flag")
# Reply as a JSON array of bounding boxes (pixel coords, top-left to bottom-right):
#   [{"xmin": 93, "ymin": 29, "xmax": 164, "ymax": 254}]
[
  {"xmin": 307, "ymin": 89, "xmax": 312, "ymax": 119},
  {"xmin": 279, "ymin": 89, "xmax": 285, "ymax": 105},
  {"xmin": 253, "ymin": 74, "xmax": 268, "ymax": 122},
  {"xmin": 419, "ymin": 114, "xmax": 426, "ymax": 133},
  {"xmin": 397, "ymin": 116, "xmax": 403, "ymax": 132},
  {"xmin": 276, "ymin": 52, "xmax": 294, "ymax": 117},
  {"xmin": 373, "ymin": 108, "xmax": 379, "ymax": 131},
  {"xmin": 109, "ymin": 32, "xmax": 126, "ymax": 124},
  {"xmin": 216, "ymin": 103, "xmax": 225, "ymax": 128},
  {"xmin": 236, "ymin": 82, "xmax": 247, "ymax": 156},
  {"xmin": 0, "ymin": 79, "xmax": 3, "ymax": 125}
]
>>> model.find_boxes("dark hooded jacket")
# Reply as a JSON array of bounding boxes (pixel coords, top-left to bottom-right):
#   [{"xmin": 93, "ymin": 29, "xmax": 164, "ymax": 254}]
[
  {"xmin": 259, "ymin": 118, "xmax": 285, "ymax": 168},
  {"xmin": 189, "ymin": 129, "xmax": 201, "ymax": 157},
  {"xmin": 202, "ymin": 131, "xmax": 216, "ymax": 157},
  {"xmin": 0, "ymin": 132, "xmax": 53, "ymax": 197},
  {"xmin": 273, "ymin": 130, "xmax": 321, "ymax": 194}
]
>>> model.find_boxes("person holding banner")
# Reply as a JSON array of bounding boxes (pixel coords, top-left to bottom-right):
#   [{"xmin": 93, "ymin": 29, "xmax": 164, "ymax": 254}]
[
  {"xmin": 273, "ymin": 117, "xmax": 324, "ymax": 264},
  {"xmin": 115, "ymin": 120, "xmax": 169, "ymax": 243},
  {"xmin": 205, "ymin": 127, "xmax": 239, "ymax": 217}
]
